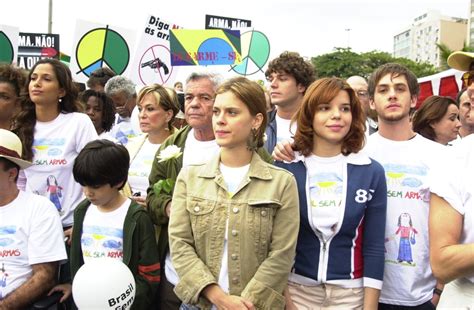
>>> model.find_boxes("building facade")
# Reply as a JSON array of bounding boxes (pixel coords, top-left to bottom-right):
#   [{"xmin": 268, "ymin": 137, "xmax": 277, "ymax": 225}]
[{"xmin": 394, "ymin": 11, "xmax": 467, "ymax": 67}]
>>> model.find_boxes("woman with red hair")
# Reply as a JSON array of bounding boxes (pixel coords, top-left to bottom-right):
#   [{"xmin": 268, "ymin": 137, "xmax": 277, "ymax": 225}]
[{"xmin": 277, "ymin": 77, "xmax": 387, "ymax": 309}]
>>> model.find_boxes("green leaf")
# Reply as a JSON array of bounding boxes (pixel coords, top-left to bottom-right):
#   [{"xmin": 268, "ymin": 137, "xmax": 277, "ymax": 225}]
[
  {"xmin": 153, "ymin": 181, "xmax": 164, "ymax": 196},
  {"xmin": 152, "ymin": 178, "xmax": 175, "ymax": 196}
]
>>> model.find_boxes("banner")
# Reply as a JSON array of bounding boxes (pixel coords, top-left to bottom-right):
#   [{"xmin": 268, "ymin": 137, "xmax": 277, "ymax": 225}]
[
  {"xmin": 205, "ymin": 14, "xmax": 251, "ymax": 30},
  {"xmin": 129, "ymin": 15, "xmax": 182, "ymax": 87},
  {"xmin": 69, "ymin": 20, "xmax": 136, "ymax": 83},
  {"xmin": 17, "ymin": 32, "xmax": 60, "ymax": 70},
  {"xmin": 0, "ymin": 25, "xmax": 19, "ymax": 65},
  {"xmin": 170, "ymin": 29, "xmax": 241, "ymax": 66}
]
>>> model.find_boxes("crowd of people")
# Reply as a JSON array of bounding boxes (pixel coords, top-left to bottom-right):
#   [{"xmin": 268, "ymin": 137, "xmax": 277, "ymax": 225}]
[{"xmin": 0, "ymin": 49, "xmax": 472, "ymax": 310}]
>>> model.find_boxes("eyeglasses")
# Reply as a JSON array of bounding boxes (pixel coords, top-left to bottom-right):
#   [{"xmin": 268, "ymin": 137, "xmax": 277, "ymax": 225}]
[
  {"xmin": 461, "ymin": 71, "xmax": 474, "ymax": 87},
  {"xmin": 356, "ymin": 90, "xmax": 369, "ymax": 98}
]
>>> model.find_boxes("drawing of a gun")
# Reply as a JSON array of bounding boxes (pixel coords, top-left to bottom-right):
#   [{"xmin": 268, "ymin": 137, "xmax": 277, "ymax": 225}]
[{"xmin": 141, "ymin": 57, "xmax": 169, "ymax": 75}]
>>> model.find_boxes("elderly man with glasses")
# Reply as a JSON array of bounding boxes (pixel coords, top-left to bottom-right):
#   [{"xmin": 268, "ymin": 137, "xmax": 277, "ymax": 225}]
[{"xmin": 347, "ymin": 75, "xmax": 378, "ymax": 136}]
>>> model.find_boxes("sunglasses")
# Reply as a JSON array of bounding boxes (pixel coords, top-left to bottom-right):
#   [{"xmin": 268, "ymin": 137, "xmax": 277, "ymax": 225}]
[{"xmin": 461, "ymin": 71, "xmax": 474, "ymax": 87}]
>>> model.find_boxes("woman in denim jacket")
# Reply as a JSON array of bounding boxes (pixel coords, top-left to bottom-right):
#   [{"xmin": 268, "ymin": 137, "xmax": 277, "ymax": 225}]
[{"xmin": 169, "ymin": 77, "xmax": 299, "ymax": 310}]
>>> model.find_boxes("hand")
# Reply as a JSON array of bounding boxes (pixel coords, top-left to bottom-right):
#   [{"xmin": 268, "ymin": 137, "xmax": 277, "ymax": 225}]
[
  {"xmin": 48, "ymin": 283, "xmax": 72, "ymax": 303},
  {"xmin": 131, "ymin": 196, "xmax": 147, "ymax": 208},
  {"xmin": 203, "ymin": 284, "xmax": 254, "ymax": 310},
  {"xmin": 272, "ymin": 140, "xmax": 295, "ymax": 162},
  {"xmin": 431, "ymin": 294, "xmax": 440, "ymax": 307},
  {"xmin": 215, "ymin": 295, "xmax": 254, "ymax": 310},
  {"xmin": 284, "ymin": 286, "xmax": 297, "ymax": 310},
  {"xmin": 63, "ymin": 227, "xmax": 73, "ymax": 246}
]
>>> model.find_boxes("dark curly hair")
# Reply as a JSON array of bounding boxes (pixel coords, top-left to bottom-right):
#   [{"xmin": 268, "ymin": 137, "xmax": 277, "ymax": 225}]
[
  {"xmin": 0, "ymin": 64, "xmax": 27, "ymax": 97},
  {"xmin": 292, "ymin": 77, "xmax": 366, "ymax": 156},
  {"xmin": 265, "ymin": 51, "xmax": 316, "ymax": 92},
  {"xmin": 0, "ymin": 64, "xmax": 27, "ymax": 129},
  {"xmin": 12, "ymin": 58, "xmax": 81, "ymax": 160},
  {"xmin": 80, "ymin": 89, "xmax": 116, "ymax": 133},
  {"xmin": 86, "ymin": 67, "xmax": 116, "ymax": 90}
]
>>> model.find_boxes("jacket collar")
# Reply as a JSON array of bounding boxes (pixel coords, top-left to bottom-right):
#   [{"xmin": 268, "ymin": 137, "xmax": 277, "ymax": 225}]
[
  {"xmin": 292, "ymin": 151, "xmax": 371, "ymax": 166},
  {"xmin": 199, "ymin": 151, "xmax": 273, "ymax": 180}
]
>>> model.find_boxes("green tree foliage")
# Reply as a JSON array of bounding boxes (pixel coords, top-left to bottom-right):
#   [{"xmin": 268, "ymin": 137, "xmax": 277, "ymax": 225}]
[{"xmin": 311, "ymin": 48, "xmax": 438, "ymax": 79}]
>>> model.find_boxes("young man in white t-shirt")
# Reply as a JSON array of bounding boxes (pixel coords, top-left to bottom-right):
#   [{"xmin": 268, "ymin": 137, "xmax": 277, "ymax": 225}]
[
  {"xmin": 365, "ymin": 63, "xmax": 445, "ymax": 309},
  {"xmin": 264, "ymin": 51, "xmax": 316, "ymax": 153},
  {"xmin": 0, "ymin": 129, "xmax": 66, "ymax": 308}
]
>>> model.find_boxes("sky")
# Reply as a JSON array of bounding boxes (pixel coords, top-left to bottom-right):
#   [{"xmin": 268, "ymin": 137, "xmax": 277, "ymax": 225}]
[{"xmin": 1, "ymin": 0, "xmax": 470, "ymax": 81}]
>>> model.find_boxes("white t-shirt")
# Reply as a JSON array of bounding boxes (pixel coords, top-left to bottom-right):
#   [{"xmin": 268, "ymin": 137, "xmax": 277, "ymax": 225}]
[
  {"xmin": 430, "ymin": 135, "xmax": 474, "ymax": 283},
  {"xmin": 128, "ymin": 139, "xmax": 161, "ymax": 197},
  {"xmin": 81, "ymin": 199, "xmax": 130, "ymax": 263},
  {"xmin": 130, "ymin": 105, "xmax": 142, "ymax": 136},
  {"xmin": 0, "ymin": 191, "xmax": 67, "ymax": 300},
  {"xmin": 216, "ymin": 163, "xmax": 250, "ymax": 295},
  {"xmin": 24, "ymin": 112, "xmax": 98, "ymax": 227},
  {"xmin": 166, "ymin": 129, "xmax": 220, "ymax": 286},
  {"xmin": 365, "ymin": 133, "xmax": 444, "ymax": 306},
  {"xmin": 305, "ymin": 154, "xmax": 345, "ymax": 241},
  {"xmin": 110, "ymin": 114, "xmax": 140, "ymax": 146},
  {"xmin": 98, "ymin": 130, "xmax": 117, "ymax": 143},
  {"xmin": 182, "ymin": 129, "xmax": 220, "ymax": 167},
  {"xmin": 275, "ymin": 114, "xmax": 297, "ymax": 144}
]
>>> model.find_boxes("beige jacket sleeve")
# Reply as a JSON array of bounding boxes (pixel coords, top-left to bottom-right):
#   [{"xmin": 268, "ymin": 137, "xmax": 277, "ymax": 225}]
[{"xmin": 168, "ymin": 168, "xmax": 217, "ymax": 305}]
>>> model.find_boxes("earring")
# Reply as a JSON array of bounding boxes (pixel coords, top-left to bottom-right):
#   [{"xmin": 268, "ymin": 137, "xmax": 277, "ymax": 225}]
[
  {"xmin": 58, "ymin": 98, "xmax": 62, "ymax": 103},
  {"xmin": 246, "ymin": 128, "xmax": 259, "ymax": 151}
]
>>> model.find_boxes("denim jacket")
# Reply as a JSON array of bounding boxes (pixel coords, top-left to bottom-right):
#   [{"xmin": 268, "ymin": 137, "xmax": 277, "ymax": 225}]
[
  {"xmin": 169, "ymin": 152, "xmax": 299, "ymax": 309},
  {"xmin": 147, "ymin": 126, "xmax": 273, "ymax": 261}
]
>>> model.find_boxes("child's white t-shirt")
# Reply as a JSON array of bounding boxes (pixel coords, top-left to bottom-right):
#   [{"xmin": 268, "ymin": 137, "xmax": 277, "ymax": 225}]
[{"xmin": 81, "ymin": 199, "xmax": 130, "ymax": 262}]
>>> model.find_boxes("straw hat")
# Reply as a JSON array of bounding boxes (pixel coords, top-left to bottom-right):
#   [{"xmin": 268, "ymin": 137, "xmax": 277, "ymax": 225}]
[
  {"xmin": 447, "ymin": 51, "xmax": 474, "ymax": 71},
  {"xmin": 0, "ymin": 129, "xmax": 32, "ymax": 169}
]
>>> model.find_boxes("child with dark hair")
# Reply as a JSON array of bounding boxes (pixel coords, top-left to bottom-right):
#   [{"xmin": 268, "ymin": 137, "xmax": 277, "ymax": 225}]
[
  {"xmin": 80, "ymin": 89, "xmax": 116, "ymax": 140},
  {"xmin": 50, "ymin": 139, "xmax": 160, "ymax": 309}
]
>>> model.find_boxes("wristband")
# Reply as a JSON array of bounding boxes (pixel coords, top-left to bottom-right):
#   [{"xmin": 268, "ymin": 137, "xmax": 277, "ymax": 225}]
[{"xmin": 433, "ymin": 288, "xmax": 443, "ymax": 296}]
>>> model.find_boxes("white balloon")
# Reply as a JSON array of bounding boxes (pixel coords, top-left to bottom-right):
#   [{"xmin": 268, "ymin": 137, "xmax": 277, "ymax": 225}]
[{"xmin": 72, "ymin": 258, "xmax": 136, "ymax": 309}]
